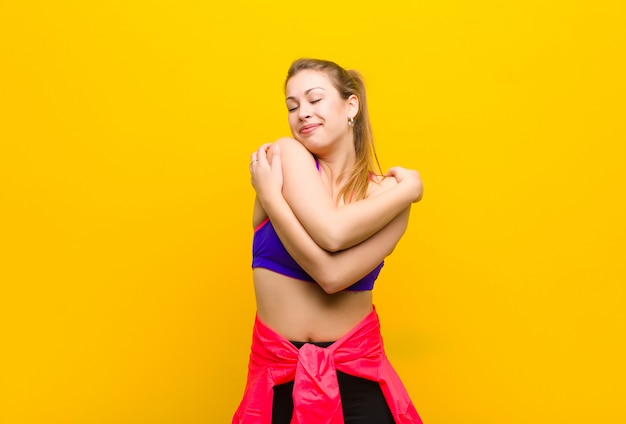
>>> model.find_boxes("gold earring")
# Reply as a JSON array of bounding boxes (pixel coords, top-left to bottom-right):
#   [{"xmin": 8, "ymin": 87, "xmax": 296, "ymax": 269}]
[{"xmin": 348, "ymin": 117, "xmax": 354, "ymax": 127}]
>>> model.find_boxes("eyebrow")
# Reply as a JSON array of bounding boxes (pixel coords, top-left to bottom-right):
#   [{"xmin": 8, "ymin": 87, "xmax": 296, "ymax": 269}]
[{"xmin": 285, "ymin": 87, "xmax": 325, "ymax": 101}]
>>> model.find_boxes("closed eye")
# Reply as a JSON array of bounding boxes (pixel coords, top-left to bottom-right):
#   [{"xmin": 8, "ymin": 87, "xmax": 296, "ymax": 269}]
[{"xmin": 287, "ymin": 98, "xmax": 321, "ymax": 112}]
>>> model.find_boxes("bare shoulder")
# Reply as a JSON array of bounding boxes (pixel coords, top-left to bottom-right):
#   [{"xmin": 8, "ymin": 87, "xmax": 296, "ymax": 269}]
[
  {"xmin": 366, "ymin": 174, "xmax": 398, "ymax": 198},
  {"xmin": 270, "ymin": 137, "xmax": 315, "ymax": 164},
  {"xmin": 274, "ymin": 137, "xmax": 305, "ymax": 152}
]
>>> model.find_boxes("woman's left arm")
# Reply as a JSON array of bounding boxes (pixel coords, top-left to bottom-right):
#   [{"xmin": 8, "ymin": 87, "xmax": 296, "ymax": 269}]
[
  {"xmin": 253, "ymin": 139, "xmax": 422, "ymax": 252},
  {"xmin": 251, "ymin": 145, "xmax": 413, "ymax": 294},
  {"xmin": 258, "ymin": 190, "xmax": 411, "ymax": 294}
]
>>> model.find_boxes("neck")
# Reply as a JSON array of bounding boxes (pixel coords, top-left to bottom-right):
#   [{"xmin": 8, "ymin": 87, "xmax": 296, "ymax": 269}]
[{"xmin": 316, "ymin": 143, "xmax": 356, "ymax": 200}]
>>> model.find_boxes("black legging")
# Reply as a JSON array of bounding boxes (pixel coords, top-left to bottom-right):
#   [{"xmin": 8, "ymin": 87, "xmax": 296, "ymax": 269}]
[{"xmin": 272, "ymin": 341, "xmax": 395, "ymax": 424}]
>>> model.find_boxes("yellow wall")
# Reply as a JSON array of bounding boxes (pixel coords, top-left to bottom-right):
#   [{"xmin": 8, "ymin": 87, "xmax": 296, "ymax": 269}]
[{"xmin": 1, "ymin": 1, "xmax": 624, "ymax": 423}]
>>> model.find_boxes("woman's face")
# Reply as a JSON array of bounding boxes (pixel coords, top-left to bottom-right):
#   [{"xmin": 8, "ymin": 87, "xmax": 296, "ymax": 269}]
[{"xmin": 285, "ymin": 70, "xmax": 357, "ymax": 153}]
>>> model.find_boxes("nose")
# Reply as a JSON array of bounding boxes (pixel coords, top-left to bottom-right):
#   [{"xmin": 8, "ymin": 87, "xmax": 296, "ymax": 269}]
[{"xmin": 298, "ymin": 103, "xmax": 312, "ymax": 120}]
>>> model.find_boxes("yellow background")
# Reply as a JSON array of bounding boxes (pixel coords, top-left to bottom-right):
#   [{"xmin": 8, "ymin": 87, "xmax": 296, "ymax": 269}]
[{"xmin": 1, "ymin": 1, "xmax": 624, "ymax": 423}]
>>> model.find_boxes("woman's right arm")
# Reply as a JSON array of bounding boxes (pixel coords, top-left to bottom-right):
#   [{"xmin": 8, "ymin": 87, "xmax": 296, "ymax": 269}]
[
  {"xmin": 252, "ymin": 173, "xmax": 411, "ymax": 294},
  {"xmin": 253, "ymin": 138, "xmax": 422, "ymax": 252}
]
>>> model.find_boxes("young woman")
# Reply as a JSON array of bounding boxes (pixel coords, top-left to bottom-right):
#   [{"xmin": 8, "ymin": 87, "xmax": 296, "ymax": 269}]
[{"xmin": 233, "ymin": 58, "xmax": 424, "ymax": 424}]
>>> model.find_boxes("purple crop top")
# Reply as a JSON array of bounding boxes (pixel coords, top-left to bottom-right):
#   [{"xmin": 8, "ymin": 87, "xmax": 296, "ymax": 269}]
[{"xmin": 252, "ymin": 218, "xmax": 384, "ymax": 291}]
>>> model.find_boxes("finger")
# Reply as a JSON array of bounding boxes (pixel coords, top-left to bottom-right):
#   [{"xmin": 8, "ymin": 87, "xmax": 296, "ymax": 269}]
[
  {"xmin": 385, "ymin": 166, "xmax": 398, "ymax": 176},
  {"xmin": 257, "ymin": 143, "xmax": 272, "ymax": 156},
  {"xmin": 250, "ymin": 149, "xmax": 260, "ymax": 168},
  {"xmin": 251, "ymin": 143, "xmax": 270, "ymax": 165},
  {"xmin": 256, "ymin": 143, "xmax": 273, "ymax": 165},
  {"xmin": 255, "ymin": 147, "xmax": 267, "ymax": 166},
  {"xmin": 271, "ymin": 144, "xmax": 281, "ymax": 170}
]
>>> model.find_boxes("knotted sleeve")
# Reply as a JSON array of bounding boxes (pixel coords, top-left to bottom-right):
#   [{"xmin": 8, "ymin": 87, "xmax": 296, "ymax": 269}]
[{"xmin": 291, "ymin": 342, "xmax": 344, "ymax": 424}]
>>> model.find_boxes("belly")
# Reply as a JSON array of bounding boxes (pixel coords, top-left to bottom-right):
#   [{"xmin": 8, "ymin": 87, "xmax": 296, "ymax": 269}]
[{"xmin": 253, "ymin": 268, "xmax": 373, "ymax": 342}]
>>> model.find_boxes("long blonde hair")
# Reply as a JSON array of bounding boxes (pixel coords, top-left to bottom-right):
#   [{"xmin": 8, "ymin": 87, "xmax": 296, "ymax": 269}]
[{"xmin": 285, "ymin": 58, "xmax": 382, "ymax": 203}]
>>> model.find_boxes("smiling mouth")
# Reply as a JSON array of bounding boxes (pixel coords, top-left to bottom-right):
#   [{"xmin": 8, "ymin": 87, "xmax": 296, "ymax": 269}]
[{"xmin": 300, "ymin": 124, "xmax": 321, "ymax": 134}]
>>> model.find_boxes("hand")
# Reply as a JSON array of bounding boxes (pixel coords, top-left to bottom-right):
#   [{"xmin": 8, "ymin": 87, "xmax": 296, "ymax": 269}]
[
  {"xmin": 386, "ymin": 166, "xmax": 424, "ymax": 203},
  {"xmin": 250, "ymin": 143, "xmax": 284, "ymax": 206}
]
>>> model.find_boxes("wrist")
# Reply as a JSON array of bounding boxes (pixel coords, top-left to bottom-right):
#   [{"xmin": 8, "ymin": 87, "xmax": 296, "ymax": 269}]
[
  {"xmin": 400, "ymin": 171, "xmax": 423, "ymax": 203},
  {"xmin": 258, "ymin": 189, "xmax": 287, "ymax": 212},
  {"xmin": 396, "ymin": 179, "xmax": 417, "ymax": 203}
]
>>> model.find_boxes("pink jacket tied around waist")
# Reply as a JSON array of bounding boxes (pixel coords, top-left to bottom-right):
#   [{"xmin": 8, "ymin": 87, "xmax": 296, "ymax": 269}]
[{"xmin": 232, "ymin": 307, "xmax": 422, "ymax": 424}]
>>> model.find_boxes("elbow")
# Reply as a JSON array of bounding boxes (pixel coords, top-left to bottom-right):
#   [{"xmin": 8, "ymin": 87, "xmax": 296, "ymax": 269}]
[
  {"xmin": 318, "ymin": 280, "xmax": 343, "ymax": 295},
  {"xmin": 313, "ymin": 271, "xmax": 351, "ymax": 295},
  {"xmin": 315, "ymin": 227, "xmax": 349, "ymax": 253},
  {"xmin": 318, "ymin": 237, "xmax": 342, "ymax": 253}
]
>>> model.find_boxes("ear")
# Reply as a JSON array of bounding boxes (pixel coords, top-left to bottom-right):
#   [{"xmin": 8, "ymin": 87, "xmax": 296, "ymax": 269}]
[{"xmin": 346, "ymin": 94, "xmax": 359, "ymax": 120}]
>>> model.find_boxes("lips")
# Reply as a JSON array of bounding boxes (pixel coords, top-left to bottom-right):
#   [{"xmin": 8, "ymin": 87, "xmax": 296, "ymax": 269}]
[{"xmin": 299, "ymin": 123, "xmax": 321, "ymax": 134}]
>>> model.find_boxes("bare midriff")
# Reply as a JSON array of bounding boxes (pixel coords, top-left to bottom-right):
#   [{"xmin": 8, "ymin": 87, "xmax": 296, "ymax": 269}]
[{"xmin": 253, "ymin": 267, "xmax": 373, "ymax": 342}]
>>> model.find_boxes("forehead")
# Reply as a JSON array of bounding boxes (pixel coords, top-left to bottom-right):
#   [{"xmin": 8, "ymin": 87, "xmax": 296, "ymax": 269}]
[{"xmin": 285, "ymin": 70, "xmax": 334, "ymax": 97}]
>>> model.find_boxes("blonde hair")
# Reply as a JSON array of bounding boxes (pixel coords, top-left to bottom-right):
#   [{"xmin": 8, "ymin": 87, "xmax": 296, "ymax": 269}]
[{"xmin": 285, "ymin": 58, "xmax": 382, "ymax": 203}]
